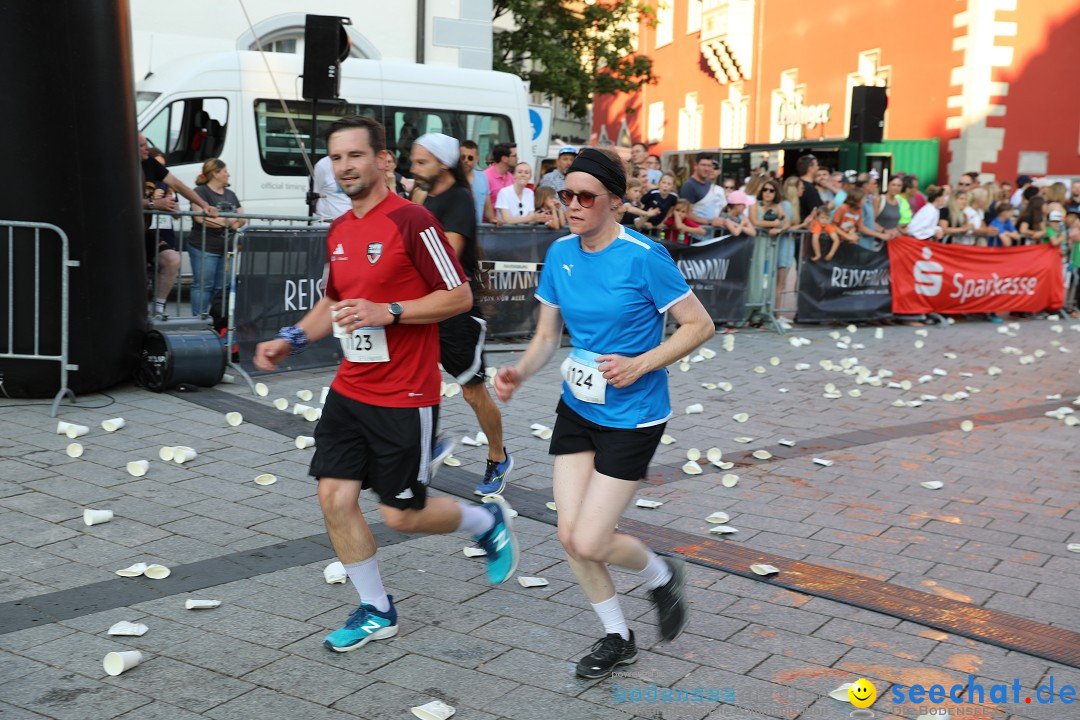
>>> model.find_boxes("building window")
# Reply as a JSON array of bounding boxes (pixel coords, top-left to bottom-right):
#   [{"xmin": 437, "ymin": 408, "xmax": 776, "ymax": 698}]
[
  {"xmin": 687, "ymin": 0, "xmax": 703, "ymax": 33},
  {"xmin": 678, "ymin": 92, "xmax": 703, "ymax": 150},
  {"xmin": 647, "ymin": 101, "xmax": 665, "ymax": 144},
  {"xmin": 720, "ymin": 83, "xmax": 747, "ymax": 149},
  {"xmin": 655, "ymin": 1, "xmax": 673, "ymax": 48}
]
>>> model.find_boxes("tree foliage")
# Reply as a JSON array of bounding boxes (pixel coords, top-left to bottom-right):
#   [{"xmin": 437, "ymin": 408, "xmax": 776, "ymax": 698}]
[{"xmin": 493, "ymin": 0, "xmax": 657, "ymax": 119}]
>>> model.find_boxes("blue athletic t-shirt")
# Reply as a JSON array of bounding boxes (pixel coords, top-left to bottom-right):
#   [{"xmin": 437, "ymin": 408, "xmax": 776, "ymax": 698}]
[{"xmin": 535, "ymin": 226, "xmax": 691, "ymax": 428}]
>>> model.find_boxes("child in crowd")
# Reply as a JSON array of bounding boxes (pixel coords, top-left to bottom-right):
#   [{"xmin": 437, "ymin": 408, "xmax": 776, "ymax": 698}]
[
  {"xmin": 618, "ymin": 179, "xmax": 657, "ymax": 228},
  {"xmin": 988, "ymin": 205, "xmax": 1021, "ymax": 247},
  {"xmin": 809, "ymin": 204, "xmax": 854, "ymax": 262},
  {"xmin": 534, "ymin": 186, "xmax": 567, "ymax": 229},
  {"xmin": 663, "ymin": 198, "xmax": 706, "ymax": 244},
  {"xmin": 831, "ymin": 189, "xmax": 865, "ymax": 256},
  {"xmin": 640, "ymin": 172, "xmax": 679, "ymax": 232}
]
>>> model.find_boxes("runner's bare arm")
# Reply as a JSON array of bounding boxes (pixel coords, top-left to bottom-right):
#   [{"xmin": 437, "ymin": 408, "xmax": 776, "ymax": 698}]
[
  {"xmin": 494, "ymin": 303, "xmax": 563, "ymax": 402},
  {"xmin": 597, "ymin": 294, "xmax": 714, "ymax": 389}
]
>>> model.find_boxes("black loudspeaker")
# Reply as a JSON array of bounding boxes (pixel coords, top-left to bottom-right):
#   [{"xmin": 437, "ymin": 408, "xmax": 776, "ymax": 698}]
[
  {"xmin": 138, "ymin": 330, "xmax": 226, "ymax": 392},
  {"xmin": 302, "ymin": 15, "xmax": 352, "ymax": 100},
  {"xmin": 849, "ymin": 86, "xmax": 888, "ymax": 143}
]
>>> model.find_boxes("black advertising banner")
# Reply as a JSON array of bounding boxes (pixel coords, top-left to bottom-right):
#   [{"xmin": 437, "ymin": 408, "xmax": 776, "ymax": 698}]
[
  {"xmin": 476, "ymin": 226, "xmax": 564, "ymax": 336},
  {"xmin": 233, "ymin": 227, "xmax": 342, "ymax": 374},
  {"xmin": 665, "ymin": 234, "xmax": 755, "ymax": 324},
  {"xmin": 796, "ymin": 242, "xmax": 892, "ymax": 322}
]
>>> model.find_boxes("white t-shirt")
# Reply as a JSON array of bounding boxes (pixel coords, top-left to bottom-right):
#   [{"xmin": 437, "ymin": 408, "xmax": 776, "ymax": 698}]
[
  {"xmin": 314, "ymin": 156, "xmax": 352, "ymax": 219},
  {"xmin": 907, "ymin": 203, "xmax": 942, "ymax": 240},
  {"xmin": 495, "ymin": 185, "xmax": 535, "ymax": 218}
]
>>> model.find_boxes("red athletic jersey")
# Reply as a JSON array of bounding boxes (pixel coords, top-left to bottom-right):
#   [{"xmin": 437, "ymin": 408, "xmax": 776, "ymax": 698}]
[{"xmin": 325, "ymin": 192, "xmax": 466, "ymax": 407}]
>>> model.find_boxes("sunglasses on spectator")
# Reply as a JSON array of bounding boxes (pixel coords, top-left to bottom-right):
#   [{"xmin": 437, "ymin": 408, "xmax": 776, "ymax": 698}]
[
  {"xmin": 557, "ymin": 189, "xmax": 610, "ymax": 208},
  {"xmin": 461, "ymin": 154, "xmax": 476, "ymax": 161},
  {"xmin": 762, "ymin": 187, "xmax": 776, "ymax": 193}
]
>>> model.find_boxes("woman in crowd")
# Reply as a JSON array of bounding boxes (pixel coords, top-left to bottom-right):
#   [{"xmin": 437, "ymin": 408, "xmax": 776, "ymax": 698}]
[
  {"xmin": 752, "ymin": 180, "xmax": 792, "ymax": 310},
  {"xmin": 876, "ymin": 175, "xmax": 910, "ymax": 235},
  {"xmin": 496, "ymin": 162, "xmax": 542, "ymax": 224},
  {"xmin": 494, "ymin": 147, "xmax": 713, "ymax": 679},
  {"xmin": 1018, "ymin": 196, "xmax": 1057, "ymax": 245},
  {"xmin": 939, "ymin": 189, "xmax": 974, "ymax": 244},
  {"xmin": 191, "ymin": 158, "xmax": 245, "ymax": 317},
  {"xmin": 907, "ymin": 185, "xmax": 948, "ymax": 240},
  {"xmin": 534, "ymin": 186, "xmax": 567, "ymax": 229},
  {"xmin": 1045, "ymin": 182, "xmax": 1069, "ymax": 219}
]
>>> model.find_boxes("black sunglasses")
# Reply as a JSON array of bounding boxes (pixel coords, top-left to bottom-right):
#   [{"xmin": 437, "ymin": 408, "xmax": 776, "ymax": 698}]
[
  {"xmin": 462, "ymin": 154, "xmax": 476, "ymax": 161},
  {"xmin": 557, "ymin": 189, "xmax": 610, "ymax": 208}
]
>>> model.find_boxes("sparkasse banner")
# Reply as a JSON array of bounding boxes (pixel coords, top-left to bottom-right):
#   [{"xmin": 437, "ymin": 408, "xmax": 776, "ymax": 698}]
[{"xmin": 888, "ymin": 236, "xmax": 1064, "ymax": 314}]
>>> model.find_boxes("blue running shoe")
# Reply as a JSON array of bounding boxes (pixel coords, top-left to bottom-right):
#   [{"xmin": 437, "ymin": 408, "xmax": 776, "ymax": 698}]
[
  {"xmin": 474, "ymin": 448, "xmax": 514, "ymax": 496},
  {"xmin": 323, "ymin": 596, "xmax": 398, "ymax": 652},
  {"xmin": 428, "ymin": 435, "xmax": 456, "ymax": 480},
  {"xmin": 475, "ymin": 495, "xmax": 519, "ymax": 584}
]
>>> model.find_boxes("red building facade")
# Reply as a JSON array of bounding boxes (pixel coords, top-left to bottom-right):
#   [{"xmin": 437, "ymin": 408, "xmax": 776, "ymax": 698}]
[{"xmin": 593, "ymin": 0, "xmax": 1080, "ymax": 183}]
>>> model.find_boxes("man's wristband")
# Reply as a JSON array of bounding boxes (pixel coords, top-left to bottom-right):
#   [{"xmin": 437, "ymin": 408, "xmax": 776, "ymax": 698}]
[{"xmin": 275, "ymin": 325, "xmax": 309, "ymax": 355}]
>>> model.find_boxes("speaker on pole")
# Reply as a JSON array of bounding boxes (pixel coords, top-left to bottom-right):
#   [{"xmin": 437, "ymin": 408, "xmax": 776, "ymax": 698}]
[
  {"xmin": 302, "ymin": 15, "xmax": 352, "ymax": 101},
  {"xmin": 848, "ymin": 86, "xmax": 888, "ymax": 144}
]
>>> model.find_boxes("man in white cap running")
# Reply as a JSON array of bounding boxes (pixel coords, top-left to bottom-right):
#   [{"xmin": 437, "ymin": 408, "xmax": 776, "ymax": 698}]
[{"xmin": 410, "ymin": 133, "xmax": 515, "ymax": 496}]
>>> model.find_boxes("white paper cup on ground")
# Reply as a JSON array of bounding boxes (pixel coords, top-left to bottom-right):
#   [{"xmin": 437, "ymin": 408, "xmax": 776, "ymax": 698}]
[
  {"xmin": 225, "ymin": 412, "xmax": 243, "ymax": 427},
  {"xmin": 706, "ymin": 512, "xmax": 730, "ymax": 524},
  {"xmin": 83, "ymin": 509, "xmax": 113, "ymax": 526},
  {"xmin": 65, "ymin": 424, "xmax": 90, "ymax": 439},
  {"xmin": 172, "ymin": 447, "xmax": 197, "ymax": 464},
  {"xmin": 126, "ymin": 460, "xmax": 149, "ymax": 477},
  {"xmin": 293, "ymin": 403, "xmax": 313, "ymax": 415},
  {"xmin": 296, "ymin": 389, "xmax": 314, "ymax": 402},
  {"xmin": 411, "ymin": 700, "xmax": 456, "ymax": 720},
  {"xmin": 303, "ymin": 407, "xmax": 321, "ymax": 422},
  {"xmin": 115, "ymin": 563, "xmax": 148, "ymax": 577},
  {"xmin": 254, "ymin": 382, "xmax": 269, "ymax": 397},
  {"xmin": 56, "ymin": 421, "xmax": 74, "ymax": 435},
  {"xmin": 273, "ymin": 398, "xmax": 289, "ymax": 410},
  {"xmin": 254, "ymin": 474, "xmax": 277, "ymax": 486},
  {"xmin": 185, "ymin": 599, "xmax": 221, "ymax": 610},
  {"xmin": 295, "ymin": 435, "xmax": 316, "ymax": 449},
  {"xmin": 685, "ymin": 403, "xmax": 704, "ymax": 414},
  {"xmin": 158, "ymin": 446, "xmax": 176, "ymax": 461},
  {"xmin": 324, "ymin": 561, "xmax": 348, "ymax": 584},
  {"xmin": 103, "ymin": 650, "xmax": 143, "ymax": 676},
  {"xmin": 66, "ymin": 443, "xmax": 84, "ymax": 458},
  {"xmin": 144, "ymin": 564, "xmax": 171, "ymax": 579},
  {"xmin": 101, "ymin": 418, "xmax": 126, "ymax": 432},
  {"xmin": 107, "ymin": 621, "xmax": 148, "ymax": 637}
]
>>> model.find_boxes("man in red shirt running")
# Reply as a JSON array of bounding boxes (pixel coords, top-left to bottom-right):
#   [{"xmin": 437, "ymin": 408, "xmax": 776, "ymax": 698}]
[{"xmin": 255, "ymin": 115, "xmax": 520, "ymax": 653}]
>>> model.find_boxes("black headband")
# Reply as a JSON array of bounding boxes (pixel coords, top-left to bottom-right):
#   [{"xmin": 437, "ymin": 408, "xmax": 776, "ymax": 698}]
[{"xmin": 567, "ymin": 148, "xmax": 626, "ymax": 199}]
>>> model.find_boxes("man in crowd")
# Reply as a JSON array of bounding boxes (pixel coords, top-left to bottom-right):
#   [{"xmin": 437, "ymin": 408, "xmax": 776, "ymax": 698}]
[
  {"xmin": 410, "ymin": 132, "xmax": 515, "ymax": 497},
  {"xmin": 538, "ymin": 146, "xmax": 576, "ymax": 193},
  {"xmin": 254, "ymin": 115, "xmax": 519, "ymax": 653},
  {"xmin": 1067, "ymin": 180, "xmax": 1080, "ymax": 215},
  {"xmin": 680, "ymin": 153, "xmax": 727, "ymax": 227},
  {"xmin": 313, "ymin": 155, "xmax": 352, "ymax": 219},
  {"xmin": 644, "ymin": 154, "xmax": 663, "ymax": 185},
  {"xmin": 797, "ymin": 154, "xmax": 824, "ymax": 222},
  {"xmin": 1011, "ymin": 174, "xmax": 1035, "ymax": 207},
  {"xmin": 459, "ymin": 140, "xmax": 498, "ymax": 224},
  {"xmin": 484, "ymin": 143, "xmax": 517, "ymax": 206}
]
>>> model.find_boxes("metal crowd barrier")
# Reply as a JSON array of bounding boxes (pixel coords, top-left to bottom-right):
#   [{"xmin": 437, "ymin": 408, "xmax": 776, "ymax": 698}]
[{"xmin": 0, "ymin": 220, "xmax": 78, "ymax": 416}]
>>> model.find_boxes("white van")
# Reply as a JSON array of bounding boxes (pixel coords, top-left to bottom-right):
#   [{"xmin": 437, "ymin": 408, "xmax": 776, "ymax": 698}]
[{"xmin": 136, "ymin": 51, "xmax": 533, "ymax": 215}]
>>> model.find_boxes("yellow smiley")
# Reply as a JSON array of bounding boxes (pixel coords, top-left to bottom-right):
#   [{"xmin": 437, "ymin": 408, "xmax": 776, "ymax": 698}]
[{"xmin": 847, "ymin": 678, "xmax": 877, "ymax": 708}]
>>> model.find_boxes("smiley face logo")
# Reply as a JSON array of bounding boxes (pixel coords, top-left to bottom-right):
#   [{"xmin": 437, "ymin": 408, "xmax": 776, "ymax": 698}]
[{"xmin": 847, "ymin": 678, "xmax": 877, "ymax": 708}]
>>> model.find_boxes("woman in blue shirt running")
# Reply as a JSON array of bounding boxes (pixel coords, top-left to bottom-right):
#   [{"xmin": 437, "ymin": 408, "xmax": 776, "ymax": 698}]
[{"xmin": 493, "ymin": 147, "xmax": 714, "ymax": 679}]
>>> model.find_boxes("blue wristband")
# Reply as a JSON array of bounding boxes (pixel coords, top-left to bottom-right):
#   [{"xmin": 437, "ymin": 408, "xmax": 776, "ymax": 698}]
[{"xmin": 275, "ymin": 325, "xmax": 309, "ymax": 355}]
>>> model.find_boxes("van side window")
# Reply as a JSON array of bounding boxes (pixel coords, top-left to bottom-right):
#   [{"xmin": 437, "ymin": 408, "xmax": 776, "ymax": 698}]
[
  {"xmin": 142, "ymin": 98, "xmax": 228, "ymax": 166},
  {"xmin": 386, "ymin": 107, "xmax": 513, "ymax": 176},
  {"xmin": 255, "ymin": 100, "xmax": 380, "ymax": 176}
]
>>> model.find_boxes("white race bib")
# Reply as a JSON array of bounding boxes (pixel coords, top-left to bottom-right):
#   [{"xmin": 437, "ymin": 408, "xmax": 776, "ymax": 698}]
[
  {"xmin": 560, "ymin": 349, "xmax": 607, "ymax": 404},
  {"xmin": 341, "ymin": 327, "xmax": 390, "ymax": 363}
]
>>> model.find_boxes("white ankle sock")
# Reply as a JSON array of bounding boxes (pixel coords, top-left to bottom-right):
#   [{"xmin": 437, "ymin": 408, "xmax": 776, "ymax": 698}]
[
  {"xmin": 457, "ymin": 502, "xmax": 495, "ymax": 537},
  {"xmin": 639, "ymin": 552, "xmax": 672, "ymax": 590},
  {"xmin": 591, "ymin": 596, "xmax": 630, "ymax": 640},
  {"xmin": 343, "ymin": 555, "xmax": 390, "ymax": 612},
  {"xmin": 153, "ymin": 298, "xmax": 166, "ymax": 312}
]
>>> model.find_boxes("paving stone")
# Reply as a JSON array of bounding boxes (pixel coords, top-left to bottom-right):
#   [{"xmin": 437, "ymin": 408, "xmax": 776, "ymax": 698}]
[
  {"xmin": 812, "ymin": 617, "xmax": 938, "ymax": 661},
  {"xmin": 0, "ymin": 700, "xmax": 52, "ymax": 719},
  {"xmin": 2, "ymin": 666, "xmax": 152, "ymax": 719},
  {"xmin": 0, "ymin": 651, "xmax": 49, "ymax": 685},
  {"xmin": 719, "ymin": 598, "xmax": 830, "ymax": 635},
  {"xmin": 205, "ymin": 686, "xmax": 360, "ymax": 720},
  {"xmin": 241, "ymin": 654, "xmax": 375, "ymax": 706},
  {"xmin": 729, "ymin": 623, "xmax": 849, "ymax": 666},
  {"xmin": 111, "ymin": 702, "xmax": 209, "ymax": 720},
  {"xmin": 0, "ymin": 511, "xmax": 80, "ymax": 547},
  {"xmin": 101, "ymin": 656, "xmax": 255, "ymax": 713},
  {"xmin": 334, "ymin": 681, "xmax": 497, "ymax": 720},
  {"xmin": 482, "ymin": 683, "xmax": 635, "ymax": 720},
  {"xmin": 371, "ymin": 653, "xmax": 519, "ymax": 704},
  {"xmin": 471, "ymin": 616, "xmax": 593, "ymax": 660},
  {"xmin": 158, "ymin": 631, "xmax": 286, "ymax": 677}
]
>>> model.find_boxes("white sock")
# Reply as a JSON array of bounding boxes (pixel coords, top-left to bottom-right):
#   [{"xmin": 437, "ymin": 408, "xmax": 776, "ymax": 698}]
[
  {"xmin": 457, "ymin": 502, "xmax": 495, "ymax": 537},
  {"xmin": 591, "ymin": 596, "xmax": 630, "ymax": 640},
  {"xmin": 638, "ymin": 552, "xmax": 672, "ymax": 590},
  {"xmin": 153, "ymin": 298, "xmax": 167, "ymax": 312},
  {"xmin": 343, "ymin": 555, "xmax": 390, "ymax": 613}
]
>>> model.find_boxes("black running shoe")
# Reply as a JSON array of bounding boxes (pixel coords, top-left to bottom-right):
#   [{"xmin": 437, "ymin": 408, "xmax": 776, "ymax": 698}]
[
  {"xmin": 574, "ymin": 631, "xmax": 637, "ymax": 679},
  {"xmin": 650, "ymin": 557, "xmax": 689, "ymax": 641}
]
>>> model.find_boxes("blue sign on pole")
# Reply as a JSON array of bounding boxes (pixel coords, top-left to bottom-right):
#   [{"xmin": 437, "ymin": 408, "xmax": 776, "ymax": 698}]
[{"xmin": 529, "ymin": 108, "xmax": 543, "ymax": 141}]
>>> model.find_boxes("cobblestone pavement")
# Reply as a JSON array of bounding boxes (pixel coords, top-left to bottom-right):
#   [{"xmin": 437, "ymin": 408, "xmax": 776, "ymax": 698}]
[{"xmin": 1, "ymin": 317, "xmax": 1078, "ymax": 720}]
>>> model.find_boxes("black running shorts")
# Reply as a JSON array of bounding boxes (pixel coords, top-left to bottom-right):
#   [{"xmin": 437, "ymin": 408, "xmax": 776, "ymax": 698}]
[
  {"xmin": 310, "ymin": 389, "xmax": 439, "ymax": 510},
  {"xmin": 439, "ymin": 311, "xmax": 487, "ymax": 386},
  {"xmin": 548, "ymin": 399, "xmax": 666, "ymax": 481}
]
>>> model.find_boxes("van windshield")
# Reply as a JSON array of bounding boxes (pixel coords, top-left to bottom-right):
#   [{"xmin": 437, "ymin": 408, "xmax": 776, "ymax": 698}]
[
  {"xmin": 254, "ymin": 100, "xmax": 514, "ymax": 176},
  {"xmin": 136, "ymin": 92, "xmax": 160, "ymax": 115}
]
